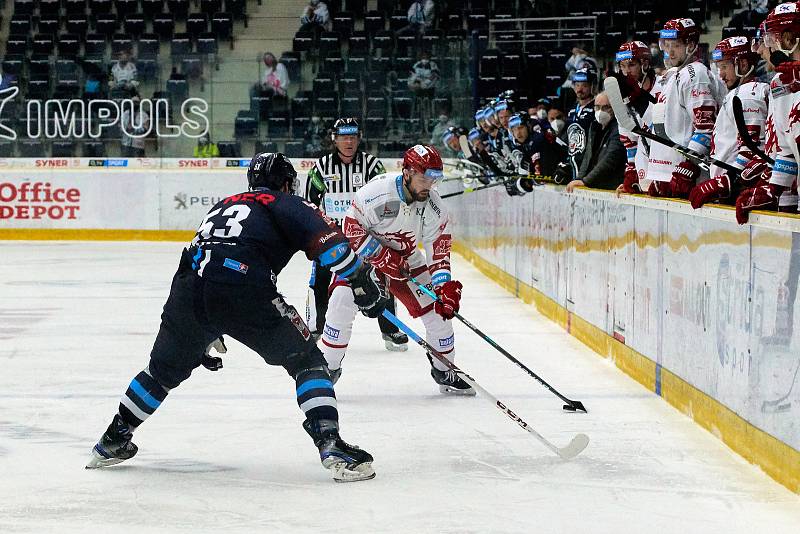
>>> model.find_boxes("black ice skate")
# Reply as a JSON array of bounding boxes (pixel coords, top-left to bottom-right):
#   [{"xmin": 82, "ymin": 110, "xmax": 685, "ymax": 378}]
[
  {"xmin": 85, "ymin": 414, "xmax": 138, "ymax": 469},
  {"xmin": 303, "ymin": 418, "xmax": 375, "ymax": 483},
  {"xmin": 431, "ymin": 367, "xmax": 476, "ymax": 396},
  {"xmin": 382, "ymin": 332, "xmax": 409, "ymax": 352},
  {"xmin": 329, "ymin": 367, "xmax": 342, "ymax": 385}
]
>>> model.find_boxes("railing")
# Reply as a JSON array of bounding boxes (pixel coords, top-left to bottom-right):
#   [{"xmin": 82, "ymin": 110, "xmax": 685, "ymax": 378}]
[{"xmin": 488, "ymin": 16, "xmax": 598, "ymax": 53}]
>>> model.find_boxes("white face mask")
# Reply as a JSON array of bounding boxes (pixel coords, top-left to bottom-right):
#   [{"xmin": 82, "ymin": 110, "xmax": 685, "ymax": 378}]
[
  {"xmin": 595, "ymin": 110, "xmax": 612, "ymax": 127},
  {"xmin": 537, "ymin": 109, "xmax": 547, "ymax": 120},
  {"xmin": 550, "ymin": 119, "xmax": 565, "ymax": 134}
]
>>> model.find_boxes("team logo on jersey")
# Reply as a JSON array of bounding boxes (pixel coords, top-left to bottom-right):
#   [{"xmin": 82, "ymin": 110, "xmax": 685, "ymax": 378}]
[
  {"xmin": 567, "ymin": 123, "xmax": 586, "ymax": 156},
  {"xmin": 352, "ymin": 172, "xmax": 364, "ymax": 187}
]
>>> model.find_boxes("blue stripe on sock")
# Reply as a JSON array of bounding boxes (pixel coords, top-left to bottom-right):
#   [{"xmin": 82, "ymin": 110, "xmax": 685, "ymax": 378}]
[
  {"xmin": 296, "ymin": 378, "xmax": 333, "ymax": 397},
  {"xmin": 130, "ymin": 379, "xmax": 162, "ymax": 409}
]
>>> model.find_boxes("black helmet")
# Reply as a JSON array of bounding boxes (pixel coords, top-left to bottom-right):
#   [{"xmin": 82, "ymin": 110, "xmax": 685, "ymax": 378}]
[
  {"xmin": 332, "ymin": 117, "xmax": 361, "ymax": 137},
  {"xmin": 247, "ymin": 152, "xmax": 298, "ymax": 193}
]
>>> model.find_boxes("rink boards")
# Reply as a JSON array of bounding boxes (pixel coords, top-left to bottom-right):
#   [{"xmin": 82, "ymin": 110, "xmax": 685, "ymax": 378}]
[
  {"xmin": 1, "ymin": 159, "xmax": 799, "ymax": 493},
  {"xmin": 442, "ymin": 180, "xmax": 800, "ymax": 493}
]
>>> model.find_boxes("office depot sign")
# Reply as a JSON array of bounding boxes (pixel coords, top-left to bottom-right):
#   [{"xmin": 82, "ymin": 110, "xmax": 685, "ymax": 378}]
[{"xmin": 0, "ymin": 180, "xmax": 81, "ymax": 220}]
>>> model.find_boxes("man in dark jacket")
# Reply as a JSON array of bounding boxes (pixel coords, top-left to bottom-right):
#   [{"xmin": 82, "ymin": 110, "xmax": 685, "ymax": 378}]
[{"xmin": 566, "ymin": 91, "xmax": 626, "ymax": 192}]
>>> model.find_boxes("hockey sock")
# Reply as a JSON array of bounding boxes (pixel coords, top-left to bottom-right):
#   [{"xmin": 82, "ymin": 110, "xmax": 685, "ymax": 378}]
[
  {"xmin": 295, "ymin": 366, "xmax": 338, "ymax": 422},
  {"xmin": 118, "ymin": 369, "xmax": 169, "ymax": 429}
]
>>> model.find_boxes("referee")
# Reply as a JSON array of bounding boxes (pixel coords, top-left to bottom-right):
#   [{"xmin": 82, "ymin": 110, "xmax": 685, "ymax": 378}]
[{"xmin": 304, "ymin": 117, "xmax": 408, "ymax": 352}]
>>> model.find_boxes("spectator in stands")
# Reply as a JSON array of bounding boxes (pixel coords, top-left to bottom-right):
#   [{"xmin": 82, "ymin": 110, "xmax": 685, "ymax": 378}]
[
  {"xmin": 649, "ymin": 42, "xmax": 667, "ymax": 74},
  {"xmin": 299, "ymin": 0, "xmax": 330, "ymax": 33},
  {"xmin": 562, "ymin": 46, "xmax": 597, "ymax": 89},
  {"xmin": 259, "ymin": 53, "xmax": 290, "ymax": 98},
  {"xmin": 193, "ymin": 134, "xmax": 220, "ymax": 158},
  {"xmin": 565, "ymin": 92, "xmax": 626, "ymax": 192},
  {"xmin": 408, "ymin": 51, "xmax": 440, "ymax": 97},
  {"xmin": 120, "ymin": 93, "xmax": 150, "ymax": 158},
  {"xmin": 429, "ymin": 110, "xmax": 454, "ymax": 148},
  {"xmin": 109, "ymin": 50, "xmax": 139, "ymax": 97},
  {"xmin": 397, "ymin": 0, "xmax": 435, "ymax": 37}
]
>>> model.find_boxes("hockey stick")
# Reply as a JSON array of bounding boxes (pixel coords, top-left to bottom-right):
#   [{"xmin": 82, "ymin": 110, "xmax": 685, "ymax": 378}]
[
  {"xmin": 440, "ymin": 178, "xmax": 511, "ymax": 198},
  {"xmin": 731, "ymin": 96, "xmax": 774, "ymax": 165},
  {"xmin": 380, "ymin": 309, "xmax": 590, "ymax": 459},
  {"xmin": 405, "ymin": 274, "xmax": 587, "ymax": 413},
  {"xmin": 605, "ymin": 77, "xmax": 742, "ymax": 176},
  {"xmin": 761, "ymin": 359, "xmax": 800, "ymax": 413}
]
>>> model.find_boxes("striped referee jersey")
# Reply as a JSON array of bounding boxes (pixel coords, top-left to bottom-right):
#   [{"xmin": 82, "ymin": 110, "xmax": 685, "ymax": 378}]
[{"xmin": 305, "ymin": 150, "xmax": 386, "ymax": 222}]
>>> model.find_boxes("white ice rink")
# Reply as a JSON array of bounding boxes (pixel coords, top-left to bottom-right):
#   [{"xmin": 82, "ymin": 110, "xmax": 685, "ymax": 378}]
[{"xmin": 2, "ymin": 241, "xmax": 800, "ymax": 533}]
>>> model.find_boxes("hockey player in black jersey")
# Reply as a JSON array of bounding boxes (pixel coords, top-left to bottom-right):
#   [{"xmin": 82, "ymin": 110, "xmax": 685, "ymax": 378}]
[
  {"xmin": 505, "ymin": 112, "xmax": 561, "ymax": 196},
  {"xmin": 86, "ymin": 153, "xmax": 387, "ymax": 482},
  {"xmin": 303, "ymin": 117, "xmax": 408, "ymax": 352}
]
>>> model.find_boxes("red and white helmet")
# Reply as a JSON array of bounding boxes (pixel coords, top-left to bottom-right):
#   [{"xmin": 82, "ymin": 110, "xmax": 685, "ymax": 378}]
[
  {"xmin": 616, "ymin": 41, "xmax": 651, "ymax": 64},
  {"xmin": 764, "ymin": 2, "xmax": 800, "ymax": 54},
  {"xmin": 403, "ymin": 144, "xmax": 444, "ymax": 181},
  {"xmin": 659, "ymin": 18, "xmax": 701, "ymax": 44},
  {"xmin": 713, "ymin": 36, "xmax": 759, "ymax": 64}
]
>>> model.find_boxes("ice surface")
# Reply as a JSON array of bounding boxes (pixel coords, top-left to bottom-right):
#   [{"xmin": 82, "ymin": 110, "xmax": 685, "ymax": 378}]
[{"xmin": 1, "ymin": 241, "xmax": 799, "ymax": 533}]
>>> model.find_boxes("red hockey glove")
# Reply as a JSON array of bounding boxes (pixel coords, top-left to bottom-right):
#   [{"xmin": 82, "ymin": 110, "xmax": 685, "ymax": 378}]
[
  {"xmin": 648, "ymin": 180, "xmax": 671, "ymax": 197},
  {"xmin": 735, "ymin": 182, "xmax": 782, "ymax": 224},
  {"xmin": 775, "ymin": 60, "xmax": 800, "ymax": 87},
  {"xmin": 739, "ymin": 157, "xmax": 770, "ymax": 188},
  {"xmin": 369, "ymin": 246, "xmax": 410, "ymax": 281},
  {"xmin": 434, "ymin": 280, "xmax": 463, "ymax": 320},
  {"xmin": 622, "ymin": 164, "xmax": 641, "ymax": 194},
  {"xmin": 670, "ymin": 160, "xmax": 702, "ymax": 199},
  {"xmin": 689, "ymin": 174, "xmax": 731, "ymax": 209}
]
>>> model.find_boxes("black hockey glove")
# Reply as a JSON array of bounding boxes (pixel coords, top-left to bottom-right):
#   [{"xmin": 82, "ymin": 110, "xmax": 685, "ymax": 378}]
[
  {"xmin": 504, "ymin": 177, "xmax": 533, "ymax": 197},
  {"xmin": 350, "ymin": 264, "xmax": 390, "ymax": 319},
  {"xmin": 554, "ymin": 162, "xmax": 572, "ymax": 185},
  {"xmin": 202, "ymin": 336, "xmax": 226, "ymax": 371}
]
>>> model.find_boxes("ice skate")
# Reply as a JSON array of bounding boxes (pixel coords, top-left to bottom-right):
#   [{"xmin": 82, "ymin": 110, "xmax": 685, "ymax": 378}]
[
  {"xmin": 86, "ymin": 414, "xmax": 138, "ymax": 469},
  {"xmin": 303, "ymin": 418, "xmax": 375, "ymax": 482},
  {"xmin": 329, "ymin": 367, "xmax": 342, "ymax": 385},
  {"xmin": 382, "ymin": 331, "xmax": 409, "ymax": 352},
  {"xmin": 431, "ymin": 367, "xmax": 476, "ymax": 396}
]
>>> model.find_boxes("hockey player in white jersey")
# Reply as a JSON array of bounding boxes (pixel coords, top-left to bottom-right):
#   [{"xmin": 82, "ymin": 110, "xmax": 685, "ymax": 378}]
[
  {"xmin": 647, "ymin": 18, "xmax": 727, "ymax": 198},
  {"xmin": 319, "ymin": 144, "xmax": 475, "ymax": 395},
  {"xmin": 613, "ymin": 41, "xmax": 659, "ymax": 194},
  {"xmin": 736, "ymin": 2, "xmax": 800, "ymax": 223},
  {"xmin": 689, "ymin": 36, "xmax": 769, "ymax": 209}
]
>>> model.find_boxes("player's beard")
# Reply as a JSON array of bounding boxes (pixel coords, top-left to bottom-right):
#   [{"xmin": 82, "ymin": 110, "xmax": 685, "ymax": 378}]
[{"xmin": 405, "ymin": 178, "xmax": 430, "ymax": 201}]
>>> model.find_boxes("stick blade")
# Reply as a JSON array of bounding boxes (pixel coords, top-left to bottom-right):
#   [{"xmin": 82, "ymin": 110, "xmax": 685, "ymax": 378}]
[
  {"xmin": 557, "ymin": 433, "xmax": 590, "ymax": 460},
  {"xmin": 563, "ymin": 401, "xmax": 588, "ymax": 413},
  {"xmin": 458, "ymin": 134, "xmax": 472, "ymax": 158},
  {"xmin": 604, "ymin": 76, "xmax": 638, "ymax": 133}
]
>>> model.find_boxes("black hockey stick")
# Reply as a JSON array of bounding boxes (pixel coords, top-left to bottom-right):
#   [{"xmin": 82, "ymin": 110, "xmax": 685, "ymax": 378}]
[
  {"xmin": 731, "ymin": 95, "xmax": 774, "ymax": 165},
  {"xmin": 381, "ymin": 309, "xmax": 590, "ymax": 459},
  {"xmin": 605, "ymin": 77, "xmax": 742, "ymax": 176},
  {"xmin": 405, "ymin": 274, "xmax": 587, "ymax": 413}
]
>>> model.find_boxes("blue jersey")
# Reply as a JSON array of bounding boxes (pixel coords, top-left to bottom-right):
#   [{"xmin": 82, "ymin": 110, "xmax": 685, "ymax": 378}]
[{"xmin": 186, "ymin": 188, "xmax": 360, "ymax": 287}]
